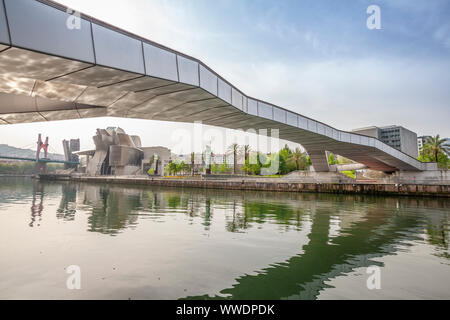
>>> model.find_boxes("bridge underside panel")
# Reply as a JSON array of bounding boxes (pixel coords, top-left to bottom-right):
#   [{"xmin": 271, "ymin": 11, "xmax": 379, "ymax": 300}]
[{"xmin": 0, "ymin": 0, "xmax": 425, "ymax": 173}]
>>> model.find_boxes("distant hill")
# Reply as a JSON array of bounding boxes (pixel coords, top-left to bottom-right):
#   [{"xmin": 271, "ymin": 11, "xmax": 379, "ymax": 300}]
[{"xmin": 0, "ymin": 144, "xmax": 64, "ymax": 161}]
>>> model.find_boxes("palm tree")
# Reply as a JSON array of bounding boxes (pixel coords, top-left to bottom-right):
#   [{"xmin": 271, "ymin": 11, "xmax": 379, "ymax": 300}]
[
  {"xmin": 243, "ymin": 145, "xmax": 251, "ymax": 175},
  {"xmin": 190, "ymin": 152, "xmax": 195, "ymax": 175},
  {"xmin": 227, "ymin": 143, "xmax": 241, "ymax": 175},
  {"xmin": 243, "ymin": 145, "xmax": 251, "ymax": 162},
  {"xmin": 289, "ymin": 148, "xmax": 306, "ymax": 170},
  {"xmin": 166, "ymin": 161, "xmax": 177, "ymax": 176},
  {"xmin": 423, "ymin": 135, "xmax": 450, "ymax": 163}
]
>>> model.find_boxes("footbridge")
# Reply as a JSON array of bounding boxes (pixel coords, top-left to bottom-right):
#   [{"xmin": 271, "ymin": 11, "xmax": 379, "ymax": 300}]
[
  {"xmin": 0, "ymin": 155, "xmax": 78, "ymax": 165},
  {"xmin": 0, "ymin": 0, "xmax": 429, "ymax": 173}
]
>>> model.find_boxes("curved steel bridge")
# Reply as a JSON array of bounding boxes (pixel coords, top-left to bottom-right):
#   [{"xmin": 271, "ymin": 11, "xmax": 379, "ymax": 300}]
[{"xmin": 0, "ymin": 0, "xmax": 428, "ymax": 173}]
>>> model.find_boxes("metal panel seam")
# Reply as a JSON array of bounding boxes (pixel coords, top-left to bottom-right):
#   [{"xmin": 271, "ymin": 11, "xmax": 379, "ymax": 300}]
[{"xmin": 2, "ymin": 0, "xmax": 11, "ymax": 44}]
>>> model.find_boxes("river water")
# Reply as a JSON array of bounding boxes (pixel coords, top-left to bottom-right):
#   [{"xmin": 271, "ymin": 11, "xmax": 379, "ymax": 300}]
[{"xmin": 0, "ymin": 177, "xmax": 449, "ymax": 300}]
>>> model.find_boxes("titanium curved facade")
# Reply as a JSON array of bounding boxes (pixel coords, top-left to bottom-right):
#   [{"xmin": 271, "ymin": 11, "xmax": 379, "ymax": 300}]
[{"xmin": 0, "ymin": 0, "xmax": 427, "ymax": 172}]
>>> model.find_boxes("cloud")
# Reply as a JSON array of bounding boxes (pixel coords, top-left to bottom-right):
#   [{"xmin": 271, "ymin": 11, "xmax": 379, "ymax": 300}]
[
  {"xmin": 2, "ymin": 0, "xmax": 449, "ymax": 154},
  {"xmin": 214, "ymin": 56, "xmax": 450, "ymax": 137},
  {"xmin": 434, "ymin": 23, "xmax": 450, "ymax": 49}
]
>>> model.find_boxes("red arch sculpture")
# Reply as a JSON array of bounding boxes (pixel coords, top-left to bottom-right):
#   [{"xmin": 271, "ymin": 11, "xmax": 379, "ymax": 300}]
[{"xmin": 36, "ymin": 134, "xmax": 49, "ymax": 161}]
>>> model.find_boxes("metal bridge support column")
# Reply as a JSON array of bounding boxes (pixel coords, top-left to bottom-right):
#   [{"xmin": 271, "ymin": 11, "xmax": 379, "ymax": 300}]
[
  {"xmin": 308, "ymin": 150, "xmax": 330, "ymax": 172},
  {"xmin": 35, "ymin": 134, "xmax": 49, "ymax": 174},
  {"xmin": 35, "ymin": 161, "xmax": 47, "ymax": 174}
]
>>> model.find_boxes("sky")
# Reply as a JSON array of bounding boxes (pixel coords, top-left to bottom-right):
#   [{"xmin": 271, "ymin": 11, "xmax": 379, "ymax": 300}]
[{"xmin": 0, "ymin": 0, "xmax": 449, "ymax": 154}]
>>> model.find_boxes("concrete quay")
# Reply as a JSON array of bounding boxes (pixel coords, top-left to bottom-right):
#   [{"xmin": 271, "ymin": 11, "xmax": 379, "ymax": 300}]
[{"xmin": 37, "ymin": 175, "xmax": 450, "ymax": 198}]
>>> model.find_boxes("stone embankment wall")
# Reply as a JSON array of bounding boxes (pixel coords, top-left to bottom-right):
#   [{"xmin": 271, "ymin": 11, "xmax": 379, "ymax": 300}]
[
  {"xmin": 56, "ymin": 176, "xmax": 450, "ymax": 198},
  {"xmin": 384, "ymin": 170, "xmax": 450, "ymax": 185}
]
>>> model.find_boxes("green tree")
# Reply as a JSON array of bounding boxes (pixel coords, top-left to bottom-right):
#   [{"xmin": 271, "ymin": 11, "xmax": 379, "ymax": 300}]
[
  {"xmin": 241, "ymin": 147, "xmax": 314, "ymax": 176},
  {"xmin": 422, "ymin": 135, "xmax": 449, "ymax": 163},
  {"xmin": 211, "ymin": 163, "xmax": 230, "ymax": 174},
  {"xmin": 243, "ymin": 145, "xmax": 251, "ymax": 175},
  {"xmin": 227, "ymin": 143, "xmax": 241, "ymax": 175},
  {"xmin": 175, "ymin": 161, "xmax": 190, "ymax": 175},
  {"xmin": 288, "ymin": 148, "xmax": 309, "ymax": 170},
  {"xmin": 190, "ymin": 152, "xmax": 195, "ymax": 175},
  {"xmin": 165, "ymin": 162, "xmax": 178, "ymax": 175},
  {"xmin": 218, "ymin": 163, "xmax": 231, "ymax": 173},
  {"xmin": 328, "ymin": 153, "xmax": 338, "ymax": 165},
  {"xmin": 305, "ymin": 155, "xmax": 312, "ymax": 168},
  {"xmin": 242, "ymin": 152, "xmax": 262, "ymax": 175},
  {"xmin": 281, "ymin": 144, "xmax": 292, "ymax": 155},
  {"xmin": 278, "ymin": 149, "xmax": 290, "ymax": 174},
  {"xmin": 242, "ymin": 160, "xmax": 260, "ymax": 176},
  {"xmin": 243, "ymin": 145, "xmax": 251, "ymax": 162}
]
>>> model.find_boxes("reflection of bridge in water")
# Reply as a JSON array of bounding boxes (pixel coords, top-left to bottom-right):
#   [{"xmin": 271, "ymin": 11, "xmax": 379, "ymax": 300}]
[
  {"xmin": 29, "ymin": 180, "xmax": 44, "ymax": 227},
  {"xmin": 0, "ymin": 178, "xmax": 448, "ymax": 299},
  {"xmin": 185, "ymin": 208, "xmax": 423, "ymax": 300},
  {"xmin": 34, "ymin": 182, "xmax": 450, "ymax": 297}
]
